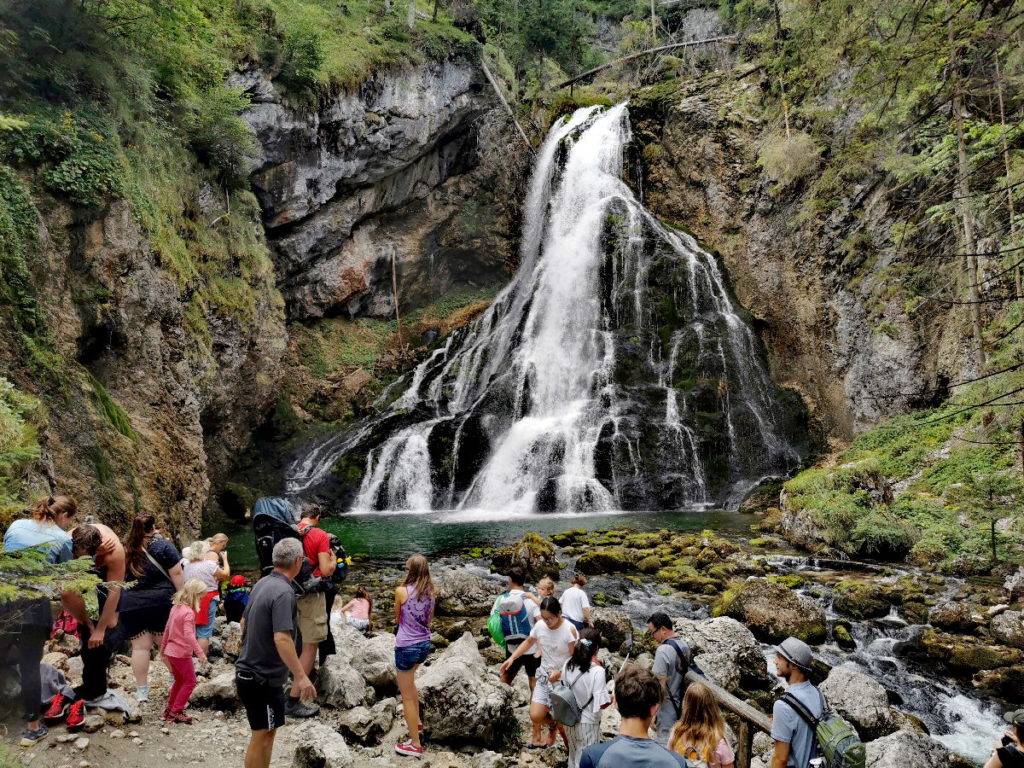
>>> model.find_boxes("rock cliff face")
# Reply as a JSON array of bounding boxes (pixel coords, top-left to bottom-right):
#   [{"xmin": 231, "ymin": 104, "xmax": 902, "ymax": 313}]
[
  {"xmin": 28, "ymin": 196, "xmax": 286, "ymax": 538},
  {"xmin": 631, "ymin": 76, "xmax": 965, "ymax": 440},
  {"xmin": 235, "ymin": 58, "xmax": 516, "ymax": 321}
]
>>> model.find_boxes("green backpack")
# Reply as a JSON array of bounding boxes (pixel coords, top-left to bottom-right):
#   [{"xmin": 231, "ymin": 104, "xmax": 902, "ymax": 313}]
[{"xmin": 781, "ymin": 689, "xmax": 866, "ymax": 768}]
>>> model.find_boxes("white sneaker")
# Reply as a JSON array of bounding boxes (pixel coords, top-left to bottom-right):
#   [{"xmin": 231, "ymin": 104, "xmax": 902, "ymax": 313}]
[{"xmin": 136, "ymin": 685, "xmax": 150, "ymax": 702}]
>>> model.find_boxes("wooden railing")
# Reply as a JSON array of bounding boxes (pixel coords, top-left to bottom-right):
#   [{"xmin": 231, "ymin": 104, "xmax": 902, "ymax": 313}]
[{"xmin": 685, "ymin": 671, "xmax": 773, "ymax": 768}]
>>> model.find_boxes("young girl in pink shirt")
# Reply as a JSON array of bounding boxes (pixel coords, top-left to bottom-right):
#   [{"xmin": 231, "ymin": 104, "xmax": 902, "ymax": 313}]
[{"xmin": 161, "ymin": 579, "xmax": 208, "ymax": 723}]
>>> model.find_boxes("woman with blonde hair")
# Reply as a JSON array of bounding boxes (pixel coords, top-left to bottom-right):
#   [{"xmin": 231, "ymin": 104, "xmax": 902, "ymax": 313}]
[
  {"xmin": 668, "ymin": 681, "xmax": 735, "ymax": 768},
  {"xmin": 393, "ymin": 554, "xmax": 436, "ymax": 758},
  {"xmin": 161, "ymin": 579, "xmax": 208, "ymax": 723},
  {"xmin": 182, "ymin": 540, "xmax": 228, "ymax": 654}
]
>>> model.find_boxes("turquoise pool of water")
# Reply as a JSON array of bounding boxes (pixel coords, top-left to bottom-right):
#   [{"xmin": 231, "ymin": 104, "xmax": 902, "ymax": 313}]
[{"xmin": 209, "ymin": 508, "xmax": 757, "ymax": 569}]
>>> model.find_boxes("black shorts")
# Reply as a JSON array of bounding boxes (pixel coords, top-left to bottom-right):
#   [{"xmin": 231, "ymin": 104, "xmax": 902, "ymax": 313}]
[
  {"xmin": 235, "ymin": 671, "xmax": 285, "ymax": 731},
  {"xmin": 119, "ymin": 605, "xmax": 172, "ymax": 639},
  {"xmin": 505, "ymin": 646, "xmax": 541, "ymax": 679}
]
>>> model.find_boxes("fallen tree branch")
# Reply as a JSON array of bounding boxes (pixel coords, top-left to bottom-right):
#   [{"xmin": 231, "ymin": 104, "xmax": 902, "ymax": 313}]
[
  {"xmin": 481, "ymin": 61, "xmax": 534, "ymax": 152},
  {"xmin": 554, "ymin": 36, "xmax": 736, "ymax": 89}
]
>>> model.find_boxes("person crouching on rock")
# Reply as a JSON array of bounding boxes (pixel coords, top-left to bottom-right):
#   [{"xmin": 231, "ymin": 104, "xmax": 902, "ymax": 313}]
[
  {"xmin": 394, "ymin": 554, "xmax": 436, "ymax": 758},
  {"xmin": 235, "ymin": 538, "xmax": 315, "ymax": 768},
  {"xmin": 985, "ymin": 709, "xmax": 1024, "ymax": 768},
  {"xmin": 161, "ymin": 578, "xmax": 208, "ymax": 724},
  {"xmin": 339, "ymin": 584, "xmax": 373, "ymax": 632},
  {"xmin": 501, "ymin": 596, "xmax": 578, "ymax": 749},
  {"xmin": 562, "ymin": 628, "xmax": 611, "ymax": 768}
]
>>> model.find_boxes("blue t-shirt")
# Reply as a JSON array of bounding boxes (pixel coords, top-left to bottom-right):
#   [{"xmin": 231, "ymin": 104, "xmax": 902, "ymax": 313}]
[
  {"xmin": 771, "ymin": 681, "xmax": 824, "ymax": 768},
  {"xmin": 580, "ymin": 735, "xmax": 689, "ymax": 768},
  {"xmin": 3, "ymin": 518, "xmax": 73, "ymax": 563}
]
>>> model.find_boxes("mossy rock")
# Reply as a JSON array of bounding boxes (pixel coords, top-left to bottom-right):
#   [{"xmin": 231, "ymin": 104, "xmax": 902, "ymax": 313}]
[
  {"xmin": 832, "ymin": 580, "xmax": 891, "ymax": 620},
  {"xmin": 714, "ymin": 578, "xmax": 827, "ymax": 644},
  {"xmin": 551, "ymin": 529, "xmax": 589, "ymax": 547},
  {"xmin": 623, "ymin": 532, "xmax": 664, "ymax": 550},
  {"xmin": 902, "ymin": 601, "xmax": 929, "ymax": 625},
  {"xmin": 637, "ymin": 555, "xmax": 661, "ymax": 574},
  {"xmin": 833, "ymin": 621, "xmax": 856, "ymax": 650},
  {"xmin": 490, "ymin": 533, "xmax": 559, "ymax": 582},
  {"xmin": 592, "ymin": 592, "xmax": 623, "ymax": 607},
  {"xmin": 767, "ymin": 574, "xmax": 807, "ymax": 590},
  {"xmin": 920, "ymin": 629, "xmax": 1024, "ymax": 673},
  {"xmin": 975, "ymin": 663, "xmax": 1024, "ymax": 700},
  {"xmin": 576, "ymin": 547, "xmax": 636, "ymax": 575}
]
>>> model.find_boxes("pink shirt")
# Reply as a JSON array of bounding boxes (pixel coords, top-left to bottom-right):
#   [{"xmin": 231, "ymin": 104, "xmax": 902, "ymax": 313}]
[
  {"xmin": 346, "ymin": 597, "xmax": 371, "ymax": 620},
  {"xmin": 163, "ymin": 604, "xmax": 204, "ymax": 659}
]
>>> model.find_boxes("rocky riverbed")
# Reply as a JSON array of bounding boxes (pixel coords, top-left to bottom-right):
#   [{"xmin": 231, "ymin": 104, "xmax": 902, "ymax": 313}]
[{"xmin": 5, "ymin": 528, "xmax": 1021, "ymax": 767}]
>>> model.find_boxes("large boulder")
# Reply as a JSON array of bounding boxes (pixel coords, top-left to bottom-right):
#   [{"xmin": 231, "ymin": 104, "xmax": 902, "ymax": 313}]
[
  {"xmin": 1005, "ymin": 566, "xmax": 1024, "ymax": 603},
  {"xmin": 716, "ymin": 579, "xmax": 827, "ymax": 644},
  {"xmin": 865, "ymin": 729, "xmax": 955, "ymax": 768},
  {"xmin": 990, "ymin": 610, "xmax": 1024, "ymax": 649},
  {"xmin": 190, "ymin": 672, "xmax": 240, "ymax": 710},
  {"xmin": 832, "ymin": 581, "xmax": 891, "ymax": 620},
  {"xmin": 675, "ymin": 616, "xmax": 774, "ymax": 692},
  {"xmin": 319, "ymin": 654, "xmax": 371, "ymax": 710},
  {"xmin": 928, "ymin": 602, "xmax": 983, "ymax": 633},
  {"xmin": 417, "ymin": 632, "xmax": 517, "ymax": 750},
  {"xmin": 591, "ymin": 607, "xmax": 633, "ymax": 652},
  {"xmin": 436, "ymin": 569, "xmax": 503, "ymax": 616},
  {"xmin": 489, "ymin": 533, "xmax": 559, "ymax": 583},
  {"xmin": 349, "ymin": 632, "xmax": 398, "ymax": 693},
  {"xmin": 292, "ymin": 721, "xmax": 353, "ymax": 768},
  {"xmin": 575, "ymin": 548, "xmax": 635, "ymax": 575},
  {"xmin": 819, "ymin": 666, "xmax": 906, "ymax": 740},
  {"xmin": 336, "ymin": 699, "xmax": 396, "ymax": 746}
]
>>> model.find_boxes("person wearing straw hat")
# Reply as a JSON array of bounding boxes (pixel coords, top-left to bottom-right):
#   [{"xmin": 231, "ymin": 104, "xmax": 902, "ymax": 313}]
[
  {"xmin": 770, "ymin": 637, "xmax": 823, "ymax": 768},
  {"xmin": 985, "ymin": 710, "xmax": 1024, "ymax": 768}
]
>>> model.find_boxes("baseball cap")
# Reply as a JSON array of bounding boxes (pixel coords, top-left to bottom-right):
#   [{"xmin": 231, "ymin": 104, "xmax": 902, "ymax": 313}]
[
  {"xmin": 1005, "ymin": 710, "xmax": 1024, "ymax": 726},
  {"xmin": 230, "ymin": 574, "xmax": 246, "ymax": 587},
  {"xmin": 775, "ymin": 636, "xmax": 814, "ymax": 670}
]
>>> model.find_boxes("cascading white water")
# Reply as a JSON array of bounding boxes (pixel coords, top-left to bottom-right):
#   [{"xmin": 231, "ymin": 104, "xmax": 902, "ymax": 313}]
[{"xmin": 288, "ymin": 103, "xmax": 803, "ymax": 513}]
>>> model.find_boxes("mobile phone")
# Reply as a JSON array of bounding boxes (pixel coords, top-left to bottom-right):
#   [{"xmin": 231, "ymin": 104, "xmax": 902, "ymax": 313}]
[{"xmin": 1002, "ymin": 736, "xmax": 1014, "ymax": 747}]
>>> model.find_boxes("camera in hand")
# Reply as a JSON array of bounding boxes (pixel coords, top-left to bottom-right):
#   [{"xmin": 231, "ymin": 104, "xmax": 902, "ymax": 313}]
[{"xmin": 1004, "ymin": 735, "xmax": 1015, "ymax": 747}]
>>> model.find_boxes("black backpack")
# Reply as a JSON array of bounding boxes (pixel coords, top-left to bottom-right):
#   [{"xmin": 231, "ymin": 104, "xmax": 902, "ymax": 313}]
[
  {"xmin": 663, "ymin": 637, "xmax": 704, "ymax": 713},
  {"xmin": 252, "ymin": 498, "xmax": 348, "ymax": 592}
]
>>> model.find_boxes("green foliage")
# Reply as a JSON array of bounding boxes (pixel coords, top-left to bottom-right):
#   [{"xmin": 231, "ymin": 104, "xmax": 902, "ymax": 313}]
[
  {"xmin": 756, "ymin": 131, "xmax": 821, "ymax": 188},
  {"xmin": 87, "ymin": 375, "xmax": 137, "ymax": 442},
  {"xmin": 0, "ymin": 377, "xmax": 42, "ymax": 527},
  {"xmin": 179, "ymin": 87, "xmax": 256, "ymax": 187},
  {"xmin": 0, "ymin": 547, "xmax": 100, "ymax": 624}
]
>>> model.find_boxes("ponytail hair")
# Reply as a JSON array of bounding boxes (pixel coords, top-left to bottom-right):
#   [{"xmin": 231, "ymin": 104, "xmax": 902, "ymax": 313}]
[
  {"xmin": 30, "ymin": 495, "xmax": 77, "ymax": 523},
  {"xmin": 567, "ymin": 628, "xmax": 601, "ymax": 673},
  {"xmin": 125, "ymin": 513, "xmax": 158, "ymax": 578}
]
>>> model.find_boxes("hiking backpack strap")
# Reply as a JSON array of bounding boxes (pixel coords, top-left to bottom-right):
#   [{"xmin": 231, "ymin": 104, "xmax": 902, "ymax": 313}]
[
  {"xmin": 569, "ymin": 668, "xmax": 595, "ymax": 713},
  {"xmin": 780, "ymin": 691, "xmax": 821, "ymax": 730},
  {"xmin": 663, "ymin": 638, "xmax": 690, "ymax": 712}
]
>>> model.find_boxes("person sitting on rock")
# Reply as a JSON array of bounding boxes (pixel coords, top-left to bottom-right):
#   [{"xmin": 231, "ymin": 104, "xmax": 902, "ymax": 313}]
[
  {"xmin": 495, "ymin": 567, "xmax": 541, "ymax": 694},
  {"xmin": 579, "ymin": 664, "xmax": 687, "ymax": 767},
  {"xmin": 669, "ymin": 681, "xmax": 735, "ymax": 768},
  {"xmin": 339, "ymin": 584, "xmax": 373, "ymax": 631},
  {"xmin": 500, "ymin": 596, "xmax": 578, "ymax": 748},
  {"xmin": 2, "ymin": 495, "xmax": 79, "ymax": 746},
  {"xmin": 648, "ymin": 611, "xmax": 691, "ymax": 745},
  {"xmin": 770, "ymin": 637, "xmax": 823, "ymax": 768},
  {"xmin": 985, "ymin": 709, "xmax": 1024, "ymax": 768},
  {"xmin": 562, "ymin": 573, "xmax": 594, "ymax": 630},
  {"xmin": 235, "ymin": 538, "xmax": 315, "ymax": 768}
]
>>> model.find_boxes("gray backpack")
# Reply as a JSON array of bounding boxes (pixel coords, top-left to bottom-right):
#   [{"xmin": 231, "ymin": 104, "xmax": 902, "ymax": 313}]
[{"xmin": 550, "ymin": 668, "xmax": 594, "ymax": 727}]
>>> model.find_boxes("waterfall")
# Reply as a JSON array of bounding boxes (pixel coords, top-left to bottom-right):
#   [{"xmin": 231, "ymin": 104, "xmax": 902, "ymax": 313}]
[{"xmin": 287, "ymin": 103, "xmax": 804, "ymax": 514}]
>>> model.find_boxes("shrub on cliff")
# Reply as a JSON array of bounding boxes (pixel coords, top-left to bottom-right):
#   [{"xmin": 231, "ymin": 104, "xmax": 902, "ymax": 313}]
[
  {"xmin": 757, "ymin": 131, "xmax": 821, "ymax": 189},
  {"xmin": 0, "ymin": 376, "xmax": 42, "ymax": 527}
]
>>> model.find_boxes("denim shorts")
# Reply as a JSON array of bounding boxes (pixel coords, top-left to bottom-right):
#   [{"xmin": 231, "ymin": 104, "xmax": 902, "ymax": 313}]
[
  {"xmin": 394, "ymin": 640, "xmax": 431, "ymax": 671},
  {"xmin": 195, "ymin": 597, "xmax": 219, "ymax": 639}
]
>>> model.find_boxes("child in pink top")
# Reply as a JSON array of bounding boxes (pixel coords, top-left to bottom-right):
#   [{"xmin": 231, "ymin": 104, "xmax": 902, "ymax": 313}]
[
  {"xmin": 340, "ymin": 585, "xmax": 373, "ymax": 631},
  {"xmin": 161, "ymin": 579, "xmax": 208, "ymax": 724}
]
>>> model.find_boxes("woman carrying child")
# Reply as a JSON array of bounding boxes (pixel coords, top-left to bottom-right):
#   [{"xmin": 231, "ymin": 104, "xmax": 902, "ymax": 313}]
[
  {"xmin": 560, "ymin": 628, "xmax": 610, "ymax": 768},
  {"xmin": 161, "ymin": 578, "xmax": 209, "ymax": 724}
]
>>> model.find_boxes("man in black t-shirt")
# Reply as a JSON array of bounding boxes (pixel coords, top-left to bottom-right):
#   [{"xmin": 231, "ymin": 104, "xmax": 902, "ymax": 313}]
[
  {"xmin": 235, "ymin": 538, "xmax": 316, "ymax": 768},
  {"xmin": 987, "ymin": 710, "xmax": 1024, "ymax": 768}
]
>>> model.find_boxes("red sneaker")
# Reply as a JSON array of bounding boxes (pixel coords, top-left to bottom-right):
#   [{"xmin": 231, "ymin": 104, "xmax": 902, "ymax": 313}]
[
  {"xmin": 65, "ymin": 700, "xmax": 85, "ymax": 731},
  {"xmin": 43, "ymin": 693, "xmax": 69, "ymax": 724},
  {"xmin": 161, "ymin": 707, "xmax": 175, "ymax": 723},
  {"xmin": 170, "ymin": 711, "xmax": 194, "ymax": 724},
  {"xmin": 395, "ymin": 741, "xmax": 424, "ymax": 757}
]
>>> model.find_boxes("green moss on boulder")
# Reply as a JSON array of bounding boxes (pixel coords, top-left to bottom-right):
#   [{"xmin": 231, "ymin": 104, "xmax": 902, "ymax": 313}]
[
  {"xmin": 832, "ymin": 580, "xmax": 892, "ymax": 620},
  {"xmin": 714, "ymin": 578, "xmax": 827, "ymax": 644},
  {"xmin": 576, "ymin": 547, "xmax": 635, "ymax": 575}
]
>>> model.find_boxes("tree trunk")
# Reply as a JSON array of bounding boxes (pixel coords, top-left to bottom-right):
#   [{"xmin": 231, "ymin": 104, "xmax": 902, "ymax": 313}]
[
  {"xmin": 991, "ymin": 519, "xmax": 998, "ymax": 565},
  {"xmin": 432, "ymin": 0, "xmax": 439, "ymax": 21},
  {"xmin": 954, "ymin": 92, "xmax": 986, "ymax": 369},
  {"xmin": 995, "ymin": 56, "xmax": 1020, "ymax": 297},
  {"xmin": 650, "ymin": 0, "xmax": 657, "ymax": 42},
  {"xmin": 407, "ymin": 0, "xmax": 416, "ymax": 28}
]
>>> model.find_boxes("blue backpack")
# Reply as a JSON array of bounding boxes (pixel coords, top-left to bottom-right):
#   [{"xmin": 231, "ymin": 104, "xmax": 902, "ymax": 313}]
[{"xmin": 496, "ymin": 592, "xmax": 532, "ymax": 645}]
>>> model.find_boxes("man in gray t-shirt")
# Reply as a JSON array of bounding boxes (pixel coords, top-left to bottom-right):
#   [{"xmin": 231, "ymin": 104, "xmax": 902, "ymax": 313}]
[
  {"xmin": 647, "ymin": 612, "xmax": 689, "ymax": 745},
  {"xmin": 770, "ymin": 637, "xmax": 823, "ymax": 768}
]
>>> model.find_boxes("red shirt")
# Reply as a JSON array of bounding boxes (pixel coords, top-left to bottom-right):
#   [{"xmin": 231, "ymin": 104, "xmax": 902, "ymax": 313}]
[{"xmin": 299, "ymin": 524, "xmax": 331, "ymax": 577}]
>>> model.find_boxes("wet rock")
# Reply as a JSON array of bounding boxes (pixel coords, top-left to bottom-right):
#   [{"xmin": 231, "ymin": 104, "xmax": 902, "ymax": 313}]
[
  {"xmin": 319, "ymin": 654, "xmax": 370, "ymax": 709},
  {"xmin": 833, "ymin": 622, "xmax": 856, "ymax": 650},
  {"xmin": 832, "ymin": 581, "xmax": 891, "ymax": 620},
  {"xmin": 974, "ymin": 663, "xmax": 1024, "ymax": 700},
  {"xmin": 190, "ymin": 672, "xmax": 240, "ymax": 710},
  {"xmin": 918, "ymin": 629, "xmax": 1024, "ymax": 673},
  {"xmin": 990, "ymin": 610, "xmax": 1023, "ymax": 649},
  {"xmin": 417, "ymin": 632, "xmax": 517, "ymax": 749},
  {"xmin": 576, "ymin": 548, "xmax": 635, "ymax": 575},
  {"xmin": 928, "ymin": 602, "xmax": 983, "ymax": 633},
  {"xmin": 591, "ymin": 607, "xmax": 633, "ymax": 652},
  {"xmin": 436, "ymin": 569, "xmax": 503, "ymax": 616},
  {"xmin": 819, "ymin": 667, "xmax": 906, "ymax": 740},
  {"xmin": 293, "ymin": 721, "xmax": 353, "ymax": 768},
  {"xmin": 864, "ymin": 729, "xmax": 955, "ymax": 768},
  {"xmin": 336, "ymin": 699, "xmax": 395, "ymax": 746},
  {"xmin": 489, "ymin": 533, "xmax": 559, "ymax": 583},
  {"xmin": 715, "ymin": 578, "xmax": 827, "ymax": 644}
]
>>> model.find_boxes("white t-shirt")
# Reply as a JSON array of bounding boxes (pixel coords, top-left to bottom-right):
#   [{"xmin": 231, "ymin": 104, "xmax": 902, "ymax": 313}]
[
  {"xmin": 559, "ymin": 661, "xmax": 610, "ymax": 725},
  {"xmin": 183, "ymin": 558, "xmax": 219, "ymax": 591},
  {"xmin": 560, "ymin": 585, "xmax": 590, "ymax": 623},
  {"xmin": 530, "ymin": 618, "xmax": 578, "ymax": 672}
]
